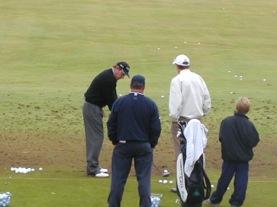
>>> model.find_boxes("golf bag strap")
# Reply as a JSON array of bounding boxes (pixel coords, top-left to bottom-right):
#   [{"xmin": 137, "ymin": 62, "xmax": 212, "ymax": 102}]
[
  {"xmin": 178, "ymin": 121, "xmax": 187, "ymax": 144},
  {"xmin": 198, "ymin": 162, "xmax": 211, "ymax": 199}
]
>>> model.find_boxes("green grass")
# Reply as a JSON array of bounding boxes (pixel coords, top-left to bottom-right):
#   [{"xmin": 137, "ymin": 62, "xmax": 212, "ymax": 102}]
[
  {"xmin": 1, "ymin": 171, "xmax": 277, "ymax": 207},
  {"xmin": 1, "ymin": 0, "xmax": 276, "ymax": 137},
  {"xmin": 1, "ymin": 0, "xmax": 277, "ymax": 206}
]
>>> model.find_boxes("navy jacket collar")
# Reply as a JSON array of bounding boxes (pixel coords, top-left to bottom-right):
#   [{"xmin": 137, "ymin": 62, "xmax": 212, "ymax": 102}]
[{"xmin": 234, "ymin": 111, "xmax": 249, "ymax": 119}]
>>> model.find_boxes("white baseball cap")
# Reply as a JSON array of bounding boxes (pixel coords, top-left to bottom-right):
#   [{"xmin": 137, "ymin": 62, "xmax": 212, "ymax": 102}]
[{"xmin": 172, "ymin": 54, "xmax": 190, "ymax": 67}]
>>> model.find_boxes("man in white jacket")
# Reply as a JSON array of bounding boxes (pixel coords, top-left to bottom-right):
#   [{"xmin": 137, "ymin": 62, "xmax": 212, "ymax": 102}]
[{"xmin": 169, "ymin": 54, "xmax": 211, "ymax": 160}]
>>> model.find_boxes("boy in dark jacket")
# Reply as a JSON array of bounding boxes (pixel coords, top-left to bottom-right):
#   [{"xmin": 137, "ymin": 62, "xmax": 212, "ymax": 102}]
[{"xmin": 206, "ymin": 97, "xmax": 259, "ymax": 207}]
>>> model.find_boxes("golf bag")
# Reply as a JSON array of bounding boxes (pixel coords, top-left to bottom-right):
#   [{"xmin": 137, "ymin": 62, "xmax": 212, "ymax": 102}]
[{"xmin": 176, "ymin": 120, "xmax": 211, "ymax": 206}]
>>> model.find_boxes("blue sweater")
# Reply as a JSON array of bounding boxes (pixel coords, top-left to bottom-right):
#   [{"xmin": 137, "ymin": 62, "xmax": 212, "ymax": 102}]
[{"xmin": 107, "ymin": 92, "xmax": 161, "ymax": 148}]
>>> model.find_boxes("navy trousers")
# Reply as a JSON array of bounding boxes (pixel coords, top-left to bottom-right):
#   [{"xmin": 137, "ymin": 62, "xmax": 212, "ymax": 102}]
[
  {"xmin": 108, "ymin": 142, "xmax": 153, "ymax": 207},
  {"xmin": 210, "ymin": 161, "xmax": 249, "ymax": 206}
]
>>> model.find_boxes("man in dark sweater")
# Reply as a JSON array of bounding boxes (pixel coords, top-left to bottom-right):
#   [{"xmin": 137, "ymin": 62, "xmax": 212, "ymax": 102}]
[
  {"xmin": 83, "ymin": 61, "xmax": 130, "ymax": 178},
  {"xmin": 107, "ymin": 75, "xmax": 161, "ymax": 207},
  {"xmin": 206, "ymin": 97, "xmax": 259, "ymax": 207}
]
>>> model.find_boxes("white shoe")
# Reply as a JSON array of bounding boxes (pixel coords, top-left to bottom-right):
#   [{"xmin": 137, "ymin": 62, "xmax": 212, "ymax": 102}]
[
  {"xmin": 162, "ymin": 169, "xmax": 170, "ymax": 177},
  {"xmin": 100, "ymin": 168, "xmax": 108, "ymax": 173},
  {"xmin": 95, "ymin": 172, "xmax": 109, "ymax": 178}
]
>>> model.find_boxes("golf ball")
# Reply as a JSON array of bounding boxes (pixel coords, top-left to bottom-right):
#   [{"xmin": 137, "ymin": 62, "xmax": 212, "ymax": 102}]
[{"xmin": 163, "ymin": 180, "xmax": 168, "ymax": 184}]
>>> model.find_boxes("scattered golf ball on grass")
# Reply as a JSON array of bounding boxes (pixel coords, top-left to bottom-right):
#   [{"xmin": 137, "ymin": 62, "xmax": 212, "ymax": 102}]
[{"xmin": 10, "ymin": 166, "xmax": 43, "ymax": 174}]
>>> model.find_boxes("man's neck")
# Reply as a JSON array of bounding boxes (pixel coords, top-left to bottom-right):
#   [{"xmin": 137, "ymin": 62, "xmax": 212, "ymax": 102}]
[
  {"xmin": 131, "ymin": 89, "xmax": 144, "ymax": 94},
  {"xmin": 179, "ymin": 68, "xmax": 190, "ymax": 74}
]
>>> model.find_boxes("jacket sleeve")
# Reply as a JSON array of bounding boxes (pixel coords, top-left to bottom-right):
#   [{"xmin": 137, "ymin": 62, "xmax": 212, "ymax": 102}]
[
  {"xmin": 169, "ymin": 78, "xmax": 182, "ymax": 121},
  {"xmin": 104, "ymin": 85, "xmax": 117, "ymax": 111},
  {"xmin": 247, "ymin": 122, "xmax": 260, "ymax": 148},
  {"xmin": 200, "ymin": 77, "xmax": 211, "ymax": 115},
  {"xmin": 107, "ymin": 104, "xmax": 118, "ymax": 145},
  {"xmin": 149, "ymin": 103, "xmax": 161, "ymax": 148},
  {"xmin": 219, "ymin": 120, "xmax": 224, "ymax": 143}
]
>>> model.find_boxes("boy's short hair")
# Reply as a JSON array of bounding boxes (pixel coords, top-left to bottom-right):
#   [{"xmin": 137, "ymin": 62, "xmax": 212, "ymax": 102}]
[{"xmin": 235, "ymin": 97, "xmax": 250, "ymax": 114}]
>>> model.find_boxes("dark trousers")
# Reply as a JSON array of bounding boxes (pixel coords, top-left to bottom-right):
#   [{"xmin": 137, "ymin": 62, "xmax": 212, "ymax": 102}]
[
  {"xmin": 108, "ymin": 142, "xmax": 153, "ymax": 207},
  {"xmin": 210, "ymin": 161, "xmax": 249, "ymax": 206}
]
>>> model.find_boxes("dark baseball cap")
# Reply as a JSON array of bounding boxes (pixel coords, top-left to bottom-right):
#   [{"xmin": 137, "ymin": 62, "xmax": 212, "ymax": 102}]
[{"xmin": 116, "ymin": 61, "xmax": 130, "ymax": 77}]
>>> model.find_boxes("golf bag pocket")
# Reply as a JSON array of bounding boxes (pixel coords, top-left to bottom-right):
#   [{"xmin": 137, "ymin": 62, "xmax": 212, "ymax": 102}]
[
  {"xmin": 177, "ymin": 157, "xmax": 211, "ymax": 206},
  {"xmin": 185, "ymin": 161, "xmax": 205, "ymax": 204}
]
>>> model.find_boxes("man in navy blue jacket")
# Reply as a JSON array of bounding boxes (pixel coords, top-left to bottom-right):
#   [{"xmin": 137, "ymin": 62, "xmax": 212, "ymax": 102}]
[
  {"xmin": 107, "ymin": 75, "xmax": 161, "ymax": 207},
  {"xmin": 206, "ymin": 97, "xmax": 259, "ymax": 207}
]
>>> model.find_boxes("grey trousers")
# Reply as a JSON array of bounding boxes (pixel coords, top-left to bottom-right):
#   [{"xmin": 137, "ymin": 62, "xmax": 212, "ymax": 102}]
[
  {"xmin": 83, "ymin": 101, "xmax": 104, "ymax": 174},
  {"xmin": 171, "ymin": 121, "xmax": 181, "ymax": 161}
]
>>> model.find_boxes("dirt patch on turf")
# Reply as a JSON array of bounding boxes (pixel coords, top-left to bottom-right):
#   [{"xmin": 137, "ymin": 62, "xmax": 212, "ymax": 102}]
[
  {"xmin": 0, "ymin": 132, "xmax": 276, "ymax": 178},
  {"xmin": 0, "ymin": 132, "xmax": 87, "ymax": 172}
]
